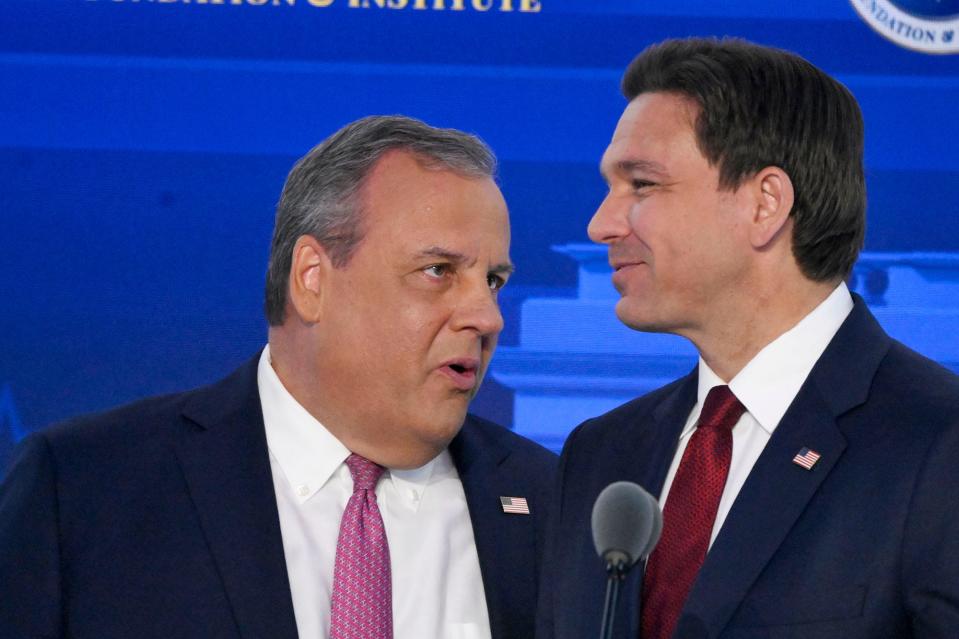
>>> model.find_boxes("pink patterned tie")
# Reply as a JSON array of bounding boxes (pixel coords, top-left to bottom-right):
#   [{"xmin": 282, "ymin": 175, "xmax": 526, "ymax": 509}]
[{"xmin": 330, "ymin": 453, "xmax": 392, "ymax": 639}]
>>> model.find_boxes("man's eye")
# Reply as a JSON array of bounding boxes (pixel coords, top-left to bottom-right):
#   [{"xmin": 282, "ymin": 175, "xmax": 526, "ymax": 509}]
[
  {"xmin": 631, "ymin": 178, "xmax": 655, "ymax": 191},
  {"xmin": 424, "ymin": 264, "xmax": 450, "ymax": 278},
  {"xmin": 487, "ymin": 274, "xmax": 506, "ymax": 291}
]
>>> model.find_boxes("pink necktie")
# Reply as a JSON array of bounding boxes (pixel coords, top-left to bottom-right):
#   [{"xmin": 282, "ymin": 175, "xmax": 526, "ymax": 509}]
[
  {"xmin": 641, "ymin": 385, "xmax": 745, "ymax": 639},
  {"xmin": 330, "ymin": 453, "xmax": 393, "ymax": 639}
]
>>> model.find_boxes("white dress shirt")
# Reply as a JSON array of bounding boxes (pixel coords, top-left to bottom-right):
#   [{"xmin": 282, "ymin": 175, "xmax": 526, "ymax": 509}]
[
  {"xmin": 257, "ymin": 346, "xmax": 492, "ymax": 639},
  {"xmin": 658, "ymin": 283, "xmax": 854, "ymax": 547}
]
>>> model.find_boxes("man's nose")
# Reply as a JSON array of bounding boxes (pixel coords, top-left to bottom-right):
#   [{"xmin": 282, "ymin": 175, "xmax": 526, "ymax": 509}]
[
  {"xmin": 587, "ymin": 193, "xmax": 631, "ymax": 245},
  {"xmin": 451, "ymin": 281, "xmax": 504, "ymax": 337}
]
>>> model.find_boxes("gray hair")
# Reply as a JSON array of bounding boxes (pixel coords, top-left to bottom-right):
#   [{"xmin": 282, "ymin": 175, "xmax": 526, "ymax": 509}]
[{"xmin": 264, "ymin": 114, "xmax": 497, "ymax": 326}]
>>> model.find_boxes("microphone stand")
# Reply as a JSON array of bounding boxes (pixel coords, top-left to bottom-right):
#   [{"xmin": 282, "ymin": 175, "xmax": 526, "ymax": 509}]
[{"xmin": 599, "ymin": 556, "xmax": 628, "ymax": 639}]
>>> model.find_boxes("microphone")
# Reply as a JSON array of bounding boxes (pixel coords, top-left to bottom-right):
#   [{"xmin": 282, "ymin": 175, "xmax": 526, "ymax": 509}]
[{"xmin": 591, "ymin": 481, "xmax": 663, "ymax": 639}]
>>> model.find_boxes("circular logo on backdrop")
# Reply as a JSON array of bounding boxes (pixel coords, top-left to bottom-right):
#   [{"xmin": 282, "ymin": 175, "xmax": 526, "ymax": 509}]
[{"xmin": 850, "ymin": 0, "xmax": 959, "ymax": 53}]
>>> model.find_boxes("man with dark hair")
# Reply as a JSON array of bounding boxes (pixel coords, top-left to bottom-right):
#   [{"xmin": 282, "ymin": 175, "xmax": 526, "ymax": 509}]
[
  {"xmin": 0, "ymin": 115, "xmax": 556, "ymax": 639},
  {"xmin": 537, "ymin": 38, "xmax": 959, "ymax": 639}
]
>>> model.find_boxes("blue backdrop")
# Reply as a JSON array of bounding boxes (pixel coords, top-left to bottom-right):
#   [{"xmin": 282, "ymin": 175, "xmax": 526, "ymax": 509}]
[{"xmin": 2, "ymin": 0, "xmax": 958, "ymax": 466}]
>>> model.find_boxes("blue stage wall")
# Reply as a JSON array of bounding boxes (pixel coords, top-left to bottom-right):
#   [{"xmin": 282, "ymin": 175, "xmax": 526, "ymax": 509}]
[{"xmin": 2, "ymin": 0, "xmax": 957, "ymax": 465}]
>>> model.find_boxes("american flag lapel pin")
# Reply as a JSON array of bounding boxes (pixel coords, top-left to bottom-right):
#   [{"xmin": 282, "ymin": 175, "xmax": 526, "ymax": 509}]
[
  {"xmin": 500, "ymin": 496, "xmax": 530, "ymax": 515},
  {"xmin": 792, "ymin": 447, "xmax": 822, "ymax": 470}
]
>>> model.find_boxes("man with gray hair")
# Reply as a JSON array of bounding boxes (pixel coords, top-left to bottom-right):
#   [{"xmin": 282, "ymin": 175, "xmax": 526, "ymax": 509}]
[{"xmin": 0, "ymin": 115, "xmax": 556, "ymax": 639}]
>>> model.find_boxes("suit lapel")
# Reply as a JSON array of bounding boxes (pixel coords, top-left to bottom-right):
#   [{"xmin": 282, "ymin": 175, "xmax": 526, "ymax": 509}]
[
  {"xmin": 679, "ymin": 297, "xmax": 890, "ymax": 638},
  {"xmin": 646, "ymin": 371, "xmax": 700, "ymax": 495},
  {"xmin": 449, "ymin": 418, "xmax": 527, "ymax": 639},
  {"xmin": 174, "ymin": 355, "xmax": 299, "ymax": 639},
  {"xmin": 680, "ymin": 386, "xmax": 846, "ymax": 637},
  {"xmin": 624, "ymin": 372, "xmax": 699, "ymax": 638}
]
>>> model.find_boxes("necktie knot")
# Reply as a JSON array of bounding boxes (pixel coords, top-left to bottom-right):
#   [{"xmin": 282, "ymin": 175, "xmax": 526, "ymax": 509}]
[
  {"xmin": 332, "ymin": 453, "xmax": 392, "ymax": 639},
  {"xmin": 346, "ymin": 453, "xmax": 385, "ymax": 491},
  {"xmin": 698, "ymin": 385, "xmax": 745, "ymax": 432}
]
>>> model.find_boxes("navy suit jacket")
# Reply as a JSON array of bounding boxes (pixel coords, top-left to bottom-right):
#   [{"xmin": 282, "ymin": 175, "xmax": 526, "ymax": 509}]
[
  {"xmin": 0, "ymin": 354, "xmax": 557, "ymax": 639},
  {"xmin": 537, "ymin": 298, "xmax": 959, "ymax": 639}
]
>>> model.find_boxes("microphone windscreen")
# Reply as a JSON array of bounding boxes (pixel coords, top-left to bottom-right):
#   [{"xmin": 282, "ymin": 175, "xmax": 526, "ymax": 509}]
[
  {"xmin": 591, "ymin": 481, "xmax": 663, "ymax": 567},
  {"xmin": 644, "ymin": 497, "xmax": 663, "ymax": 558}
]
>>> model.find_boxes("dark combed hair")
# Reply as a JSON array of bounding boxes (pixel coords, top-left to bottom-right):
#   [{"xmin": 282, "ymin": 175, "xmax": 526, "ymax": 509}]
[
  {"xmin": 263, "ymin": 115, "xmax": 497, "ymax": 326},
  {"xmin": 622, "ymin": 37, "xmax": 866, "ymax": 282}
]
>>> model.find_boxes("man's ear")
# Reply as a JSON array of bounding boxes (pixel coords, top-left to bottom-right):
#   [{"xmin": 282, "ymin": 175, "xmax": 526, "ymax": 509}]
[
  {"xmin": 747, "ymin": 166, "xmax": 795, "ymax": 249},
  {"xmin": 287, "ymin": 235, "xmax": 332, "ymax": 324}
]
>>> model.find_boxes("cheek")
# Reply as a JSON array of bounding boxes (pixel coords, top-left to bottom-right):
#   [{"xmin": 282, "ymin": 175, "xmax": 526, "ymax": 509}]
[
  {"xmin": 625, "ymin": 204, "xmax": 660, "ymax": 257},
  {"xmin": 390, "ymin": 304, "xmax": 445, "ymax": 359},
  {"xmin": 625, "ymin": 202, "xmax": 646, "ymax": 235},
  {"xmin": 398, "ymin": 299, "xmax": 438, "ymax": 331}
]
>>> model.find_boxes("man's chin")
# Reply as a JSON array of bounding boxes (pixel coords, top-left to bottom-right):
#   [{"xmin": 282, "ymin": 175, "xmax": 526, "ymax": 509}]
[
  {"xmin": 422, "ymin": 405, "xmax": 469, "ymax": 444},
  {"xmin": 615, "ymin": 298, "xmax": 670, "ymax": 333},
  {"xmin": 392, "ymin": 419, "xmax": 465, "ymax": 470}
]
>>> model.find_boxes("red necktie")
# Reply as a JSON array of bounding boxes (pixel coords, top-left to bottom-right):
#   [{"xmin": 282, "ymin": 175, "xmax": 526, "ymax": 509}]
[
  {"xmin": 330, "ymin": 453, "xmax": 393, "ymax": 639},
  {"xmin": 641, "ymin": 385, "xmax": 745, "ymax": 639}
]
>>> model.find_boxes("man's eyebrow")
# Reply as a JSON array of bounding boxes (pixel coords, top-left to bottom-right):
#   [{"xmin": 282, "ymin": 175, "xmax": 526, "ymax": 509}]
[
  {"xmin": 417, "ymin": 246, "xmax": 467, "ymax": 262},
  {"xmin": 600, "ymin": 158, "xmax": 669, "ymax": 182},
  {"xmin": 416, "ymin": 247, "xmax": 515, "ymax": 275}
]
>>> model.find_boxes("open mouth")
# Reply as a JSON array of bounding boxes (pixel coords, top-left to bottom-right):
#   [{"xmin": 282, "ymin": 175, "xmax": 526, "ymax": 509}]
[{"xmin": 440, "ymin": 360, "xmax": 479, "ymax": 390}]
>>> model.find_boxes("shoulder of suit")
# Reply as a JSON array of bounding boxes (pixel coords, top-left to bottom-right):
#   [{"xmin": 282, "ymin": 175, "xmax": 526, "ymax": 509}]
[
  {"xmin": 875, "ymin": 339, "xmax": 959, "ymax": 420},
  {"xmin": 38, "ymin": 385, "xmax": 200, "ymax": 452},
  {"xmin": 570, "ymin": 374, "xmax": 690, "ymax": 439},
  {"xmin": 462, "ymin": 413, "xmax": 557, "ymax": 465},
  {"xmin": 36, "ymin": 355, "xmax": 257, "ymax": 457}
]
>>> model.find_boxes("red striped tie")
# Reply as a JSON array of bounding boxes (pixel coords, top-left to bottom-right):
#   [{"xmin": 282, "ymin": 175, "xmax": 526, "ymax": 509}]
[{"xmin": 641, "ymin": 385, "xmax": 745, "ymax": 639}]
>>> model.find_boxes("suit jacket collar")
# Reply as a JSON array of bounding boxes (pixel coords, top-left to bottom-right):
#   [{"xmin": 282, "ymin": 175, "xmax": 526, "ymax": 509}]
[
  {"xmin": 649, "ymin": 371, "xmax": 699, "ymax": 493},
  {"xmin": 808, "ymin": 294, "xmax": 890, "ymax": 417},
  {"xmin": 674, "ymin": 295, "xmax": 890, "ymax": 637},
  {"xmin": 176, "ymin": 353, "xmax": 299, "ymax": 639},
  {"xmin": 449, "ymin": 417, "xmax": 528, "ymax": 639},
  {"xmin": 615, "ymin": 372, "xmax": 699, "ymax": 637}
]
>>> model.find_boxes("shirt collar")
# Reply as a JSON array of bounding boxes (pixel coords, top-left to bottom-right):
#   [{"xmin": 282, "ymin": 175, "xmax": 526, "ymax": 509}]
[
  {"xmin": 257, "ymin": 345, "xmax": 440, "ymax": 507},
  {"xmin": 258, "ymin": 345, "xmax": 350, "ymax": 501},
  {"xmin": 691, "ymin": 282, "xmax": 854, "ymax": 436},
  {"xmin": 390, "ymin": 451, "xmax": 450, "ymax": 513}
]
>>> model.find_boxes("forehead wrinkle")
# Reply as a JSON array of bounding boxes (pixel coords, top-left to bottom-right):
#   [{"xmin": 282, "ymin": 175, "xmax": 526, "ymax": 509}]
[
  {"xmin": 599, "ymin": 153, "xmax": 671, "ymax": 182},
  {"xmin": 416, "ymin": 246, "xmax": 468, "ymax": 263},
  {"xmin": 617, "ymin": 159, "xmax": 669, "ymax": 178}
]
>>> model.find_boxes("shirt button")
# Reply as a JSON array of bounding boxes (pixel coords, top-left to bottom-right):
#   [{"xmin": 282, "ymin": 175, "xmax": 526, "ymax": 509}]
[
  {"xmin": 410, "ymin": 489, "xmax": 420, "ymax": 502},
  {"xmin": 296, "ymin": 485, "xmax": 310, "ymax": 497}
]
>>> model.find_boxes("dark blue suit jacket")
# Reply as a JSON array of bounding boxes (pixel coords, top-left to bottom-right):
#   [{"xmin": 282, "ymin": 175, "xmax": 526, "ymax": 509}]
[
  {"xmin": 537, "ymin": 298, "xmax": 959, "ymax": 639},
  {"xmin": 0, "ymin": 354, "xmax": 557, "ymax": 639}
]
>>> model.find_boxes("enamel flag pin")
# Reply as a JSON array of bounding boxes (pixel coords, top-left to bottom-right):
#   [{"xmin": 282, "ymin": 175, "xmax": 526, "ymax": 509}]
[
  {"xmin": 500, "ymin": 496, "xmax": 530, "ymax": 514},
  {"xmin": 792, "ymin": 447, "xmax": 821, "ymax": 470}
]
